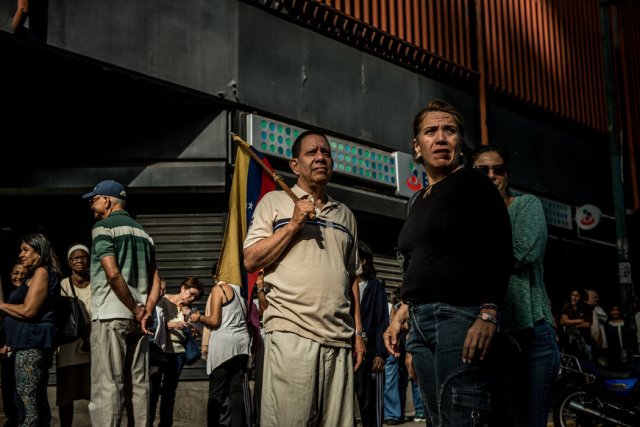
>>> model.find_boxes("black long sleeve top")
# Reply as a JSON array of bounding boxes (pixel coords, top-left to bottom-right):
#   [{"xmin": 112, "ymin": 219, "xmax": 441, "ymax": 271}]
[{"xmin": 398, "ymin": 168, "xmax": 512, "ymax": 307}]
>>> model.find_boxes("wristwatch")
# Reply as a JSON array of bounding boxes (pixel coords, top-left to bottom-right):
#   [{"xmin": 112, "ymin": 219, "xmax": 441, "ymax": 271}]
[
  {"xmin": 355, "ymin": 330, "xmax": 368, "ymax": 343},
  {"xmin": 478, "ymin": 312, "xmax": 497, "ymax": 325}
]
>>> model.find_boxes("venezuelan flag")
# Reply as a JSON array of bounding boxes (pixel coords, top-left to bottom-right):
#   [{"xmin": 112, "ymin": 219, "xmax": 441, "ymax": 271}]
[{"xmin": 217, "ymin": 142, "xmax": 276, "ymax": 335}]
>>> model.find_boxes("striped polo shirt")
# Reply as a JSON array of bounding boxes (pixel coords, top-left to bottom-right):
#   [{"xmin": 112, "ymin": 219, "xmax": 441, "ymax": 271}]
[
  {"xmin": 244, "ymin": 185, "xmax": 359, "ymax": 348},
  {"xmin": 90, "ymin": 210, "xmax": 156, "ymax": 320}
]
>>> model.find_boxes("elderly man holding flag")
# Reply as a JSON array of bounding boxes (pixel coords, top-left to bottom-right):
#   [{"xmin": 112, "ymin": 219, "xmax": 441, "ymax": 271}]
[{"xmin": 243, "ymin": 130, "xmax": 365, "ymax": 426}]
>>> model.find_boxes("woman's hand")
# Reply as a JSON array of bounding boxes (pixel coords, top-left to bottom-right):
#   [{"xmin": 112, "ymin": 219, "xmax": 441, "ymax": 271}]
[
  {"xmin": 189, "ymin": 312, "xmax": 202, "ymax": 323},
  {"xmin": 201, "ymin": 345, "xmax": 208, "ymax": 359},
  {"xmin": 167, "ymin": 321, "xmax": 188, "ymax": 330},
  {"xmin": 384, "ymin": 321, "xmax": 403, "ymax": 358},
  {"xmin": 462, "ymin": 318, "xmax": 496, "ymax": 363},
  {"xmin": 384, "ymin": 303, "xmax": 409, "ymax": 357}
]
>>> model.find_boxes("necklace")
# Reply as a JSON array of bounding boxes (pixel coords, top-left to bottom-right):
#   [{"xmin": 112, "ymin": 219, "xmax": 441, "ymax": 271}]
[{"xmin": 422, "ymin": 166, "xmax": 462, "ymax": 199}]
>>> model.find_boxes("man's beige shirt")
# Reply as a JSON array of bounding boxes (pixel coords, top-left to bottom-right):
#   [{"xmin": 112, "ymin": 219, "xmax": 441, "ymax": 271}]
[{"xmin": 243, "ymin": 185, "xmax": 359, "ymax": 347}]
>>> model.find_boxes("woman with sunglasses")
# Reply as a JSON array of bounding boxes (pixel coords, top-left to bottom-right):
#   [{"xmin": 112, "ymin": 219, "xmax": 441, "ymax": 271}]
[
  {"xmin": 385, "ymin": 101, "xmax": 513, "ymax": 426},
  {"xmin": 468, "ymin": 145, "xmax": 560, "ymax": 427}
]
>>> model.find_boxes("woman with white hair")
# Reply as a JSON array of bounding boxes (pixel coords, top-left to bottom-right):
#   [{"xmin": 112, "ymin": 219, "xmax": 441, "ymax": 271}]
[{"xmin": 56, "ymin": 244, "xmax": 92, "ymax": 427}]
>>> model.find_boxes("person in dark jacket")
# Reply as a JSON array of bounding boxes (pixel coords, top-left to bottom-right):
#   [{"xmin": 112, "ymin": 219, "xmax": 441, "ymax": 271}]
[{"xmin": 354, "ymin": 241, "xmax": 389, "ymax": 427}]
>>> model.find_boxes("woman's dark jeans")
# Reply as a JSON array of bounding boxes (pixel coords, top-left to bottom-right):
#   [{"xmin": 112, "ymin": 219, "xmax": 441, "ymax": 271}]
[
  {"xmin": 406, "ymin": 303, "xmax": 493, "ymax": 427},
  {"xmin": 149, "ymin": 352, "xmax": 186, "ymax": 427},
  {"xmin": 208, "ymin": 354, "xmax": 248, "ymax": 427},
  {"xmin": 493, "ymin": 320, "xmax": 560, "ymax": 427}
]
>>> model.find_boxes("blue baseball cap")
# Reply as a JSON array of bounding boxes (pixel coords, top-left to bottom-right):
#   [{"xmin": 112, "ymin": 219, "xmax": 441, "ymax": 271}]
[{"xmin": 82, "ymin": 180, "xmax": 128, "ymax": 200}]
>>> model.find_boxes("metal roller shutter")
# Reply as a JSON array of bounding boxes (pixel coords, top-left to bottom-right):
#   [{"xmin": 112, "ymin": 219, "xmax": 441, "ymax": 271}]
[
  {"xmin": 373, "ymin": 254, "xmax": 403, "ymax": 298},
  {"xmin": 136, "ymin": 213, "xmax": 226, "ymax": 380}
]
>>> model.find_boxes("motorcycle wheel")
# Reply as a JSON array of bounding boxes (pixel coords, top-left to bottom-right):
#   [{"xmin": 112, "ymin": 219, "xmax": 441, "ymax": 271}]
[{"xmin": 553, "ymin": 389, "xmax": 608, "ymax": 427}]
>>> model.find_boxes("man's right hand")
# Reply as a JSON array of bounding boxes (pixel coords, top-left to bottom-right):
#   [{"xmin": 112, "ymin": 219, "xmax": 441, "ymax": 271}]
[
  {"xmin": 134, "ymin": 304, "xmax": 146, "ymax": 324},
  {"xmin": 244, "ymin": 198, "xmax": 314, "ymax": 273},
  {"xmin": 139, "ymin": 310, "xmax": 154, "ymax": 335},
  {"xmin": 289, "ymin": 199, "xmax": 315, "ymax": 230}
]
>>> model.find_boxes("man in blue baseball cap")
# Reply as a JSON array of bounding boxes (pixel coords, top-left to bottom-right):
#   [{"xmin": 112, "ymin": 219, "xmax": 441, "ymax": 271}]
[
  {"xmin": 82, "ymin": 179, "xmax": 162, "ymax": 427},
  {"xmin": 82, "ymin": 179, "xmax": 127, "ymax": 201}
]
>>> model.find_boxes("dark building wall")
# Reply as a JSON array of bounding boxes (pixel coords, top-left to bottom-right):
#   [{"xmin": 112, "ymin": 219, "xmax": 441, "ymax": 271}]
[
  {"xmin": 488, "ymin": 105, "xmax": 613, "ymax": 213},
  {"xmin": 2, "ymin": 0, "xmax": 478, "ymax": 150},
  {"xmin": 236, "ymin": 2, "xmax": 479, "ymax": 151},
  {"xmin": 0, "ymin": 1, "xmax": 613, "ymax": 208},
  {"xmin": 43, "ymin": 0, "xmax": 240, "ymax": 98}
]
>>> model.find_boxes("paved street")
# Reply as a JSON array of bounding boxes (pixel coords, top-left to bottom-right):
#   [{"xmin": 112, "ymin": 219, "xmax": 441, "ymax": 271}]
[
  {"xmin": 0, "ymin": 381, "xmax": 557, "ymax": 426},
  {"xmin": 379, "ymin": 412, "xmax": 556, "ymax": 426},
  {"xmin": 380, "ymin": 413, "xmax": 556, "ymax": 426},
  {"xmin": 0, "ymin": 382, "xmax": 208, "ymax": 427}
]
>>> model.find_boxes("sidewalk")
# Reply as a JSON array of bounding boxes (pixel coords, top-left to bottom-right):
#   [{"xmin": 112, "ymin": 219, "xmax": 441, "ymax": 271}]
[
  {"xmin": 381, "ymin": 412, "xmax": 556, "ymax": 427},
  {"xmin": 3, "ymin": 379, "xmax": 415, "ymax": 426},
  {"xmin": 2, "ymin": 380, "xmax": 417, "ymax": 426},
  {"xmin": 0, "ymin": 380, "xmax": 210, "ymax": 427},
  {"xmin": 0, "ymin": 382, "xmax": 556, "ymax": 426}
]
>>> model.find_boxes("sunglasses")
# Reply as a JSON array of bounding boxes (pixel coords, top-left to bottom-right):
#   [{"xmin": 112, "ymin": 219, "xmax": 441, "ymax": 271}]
[
  {"xmin": 473, "ymin": 164, "xmax": 508, "ymax": 177},
  {"xmin": 89, "ymin": 195, "xmax": 104, "ymax": 206}
]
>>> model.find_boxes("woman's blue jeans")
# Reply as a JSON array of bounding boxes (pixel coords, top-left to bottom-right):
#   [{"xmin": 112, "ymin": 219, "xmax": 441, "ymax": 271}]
[
  {"xmin": 383, "ymin": 354, "xmax": 402, "ymax": 421},
  {"xmin": 411, "ymin": 379, "xmax": 425, "ymax": 415},
  {"xmin": 406, "ymin": 303, "xmax": 493, "ymax": 427},
  {"xmin": 494, "ymin": 320, "xmax": 560, "ymax": 427}
]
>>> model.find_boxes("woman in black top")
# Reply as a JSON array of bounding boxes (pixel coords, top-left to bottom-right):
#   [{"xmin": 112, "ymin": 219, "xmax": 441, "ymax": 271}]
[
  {"xmin": 0, "ymin": 234, "xmax": 61, "ymax": 426},
  {"xmin": 384, "ymin": 100, "xmax": 512, "ymax": 426}
]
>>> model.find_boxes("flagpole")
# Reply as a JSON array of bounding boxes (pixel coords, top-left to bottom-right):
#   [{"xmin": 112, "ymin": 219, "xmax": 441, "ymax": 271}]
[
  {"xmin": 228, "ymin": 131, "xmax": 301, "ymax": 203},
  {"xmin": 229, "ymin": 132, "xmax": 316, "ymax": 220}
]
